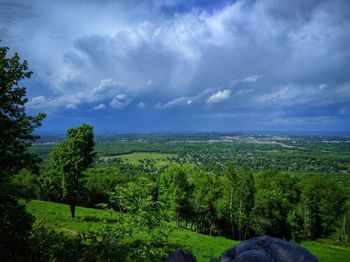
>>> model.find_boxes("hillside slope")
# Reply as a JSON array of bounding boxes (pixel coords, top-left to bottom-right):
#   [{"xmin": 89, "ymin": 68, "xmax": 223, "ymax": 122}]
[{"xmin": 26, "ymin": 200, "xmax": 350, "ymax": 262}]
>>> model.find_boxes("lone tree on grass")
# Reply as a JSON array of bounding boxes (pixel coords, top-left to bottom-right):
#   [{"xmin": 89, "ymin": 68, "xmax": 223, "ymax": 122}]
[{"xmin": 48, "ymin": 124, "xmax": 94, "ymax": 218}]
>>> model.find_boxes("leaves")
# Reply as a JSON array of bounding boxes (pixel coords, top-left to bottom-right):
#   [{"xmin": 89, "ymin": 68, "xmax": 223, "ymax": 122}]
[
  {"xmin": 46, "ymin": 124, "xmax": 94, "ymax": 217},
  {"xmin": 0, "ymin": 46, "xmax": 46, "ymax": 182}
]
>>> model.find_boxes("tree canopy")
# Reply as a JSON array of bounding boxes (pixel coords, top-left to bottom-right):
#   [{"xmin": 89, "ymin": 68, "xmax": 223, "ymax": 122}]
[
  {"xmin": 48, "ymin": 124, "xmax": 95, "ymax": 218},
  {"xmin": 0, "ymin": 46, "xmax": 46, "ymax": 181},
  {"xmin": 0, "ymin": 45, "xmax": 45, "ymax": 260}
]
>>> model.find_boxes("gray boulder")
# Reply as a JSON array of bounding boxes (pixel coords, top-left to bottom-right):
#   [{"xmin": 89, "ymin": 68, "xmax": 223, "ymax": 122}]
[{"xmin": 215, "ymin": 236, "xmax": 318, "ymax": 262}]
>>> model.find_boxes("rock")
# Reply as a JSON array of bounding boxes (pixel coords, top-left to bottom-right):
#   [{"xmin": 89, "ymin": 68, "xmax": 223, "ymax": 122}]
[
  {"xmin": 215, "ymin": 236, "xmax": 318, "ymax": 262},
  {"xmin": 167, "ymin": 248, "xmax": 197, "ymax": 262}
]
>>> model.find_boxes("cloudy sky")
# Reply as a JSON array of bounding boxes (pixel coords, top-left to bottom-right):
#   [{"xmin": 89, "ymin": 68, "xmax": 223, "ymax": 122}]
[{"xmin": 1, "ymin": 0, "xmax": 349, "ymax": 132}]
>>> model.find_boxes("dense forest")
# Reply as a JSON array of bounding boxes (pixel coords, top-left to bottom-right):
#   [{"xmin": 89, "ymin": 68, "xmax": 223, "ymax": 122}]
[{"xmin": 1, "ymin": 46, "xmax": 350, "ymax": 261}]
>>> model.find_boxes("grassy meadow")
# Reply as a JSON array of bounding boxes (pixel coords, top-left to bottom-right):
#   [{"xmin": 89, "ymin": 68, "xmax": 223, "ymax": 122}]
[
  {"xmin": 117, "ymin": 152, "xmax": 178, "ymax": 167},
  {"xmin": 26, "ymin": 200, "xmax": 350, "ymax": 262}
]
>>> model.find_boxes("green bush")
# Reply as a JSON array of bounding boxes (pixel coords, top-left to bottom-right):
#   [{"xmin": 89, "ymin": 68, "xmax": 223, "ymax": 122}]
[
  {"xmin": 29, "ymin": 221, "xmax": 170, "ymax": 261},
  {"xmin": 0, "ymin": 187, "xmax": 35, "ymax": 260}
]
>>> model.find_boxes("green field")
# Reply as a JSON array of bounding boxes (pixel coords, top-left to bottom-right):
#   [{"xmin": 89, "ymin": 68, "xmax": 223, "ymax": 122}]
[
  {"xmin": 116, "ymin": 152, "xmax": 177, "ymax": 166},
  {"xmin": 26, "ymin": 200, "xmax": 350, "ymax": 262}
]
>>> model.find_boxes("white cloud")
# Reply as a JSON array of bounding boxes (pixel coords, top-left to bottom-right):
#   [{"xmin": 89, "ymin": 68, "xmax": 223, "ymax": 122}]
[
  {"xmin": 137, "ymin": 102, "xmax": 146, "ymax": 109},
  {"xmin": 207, "ymin": 89, "xmax": 231, "ymax": 104},
  {"xmin": 155, "ymin": 88, "xmax": 216, "ymax": 109},
  {"xmin": 110, "ymin": 94, "xmax": 132, "ymax": 109},
  {"xmin": 242, "ymin": 75, "xmax": 262, "ymax": 83},
  {"xmin": 66, "ymin": 104, "xmax": 78, "ymax": 109},
  {"xmin": 319, "ymin": 84, "xmax": 327, "ymax": 90},
  {"xmin": 155, "ymin": 96, "xmax": 194, "ymax": 109},
  {"xmin": 94, "ymin": 104, "xmax": 106, "ymax": 110},
  {"xmin": 27, "ymin": 95, "xmax": 80, "ymax": 110},
  {"xmin": 92, "ymin": 79, "xmax": 124, "ymax": 97},
  {"xmin": 27, "ymin": 96, "xmax": 49, "ymax": 108}
]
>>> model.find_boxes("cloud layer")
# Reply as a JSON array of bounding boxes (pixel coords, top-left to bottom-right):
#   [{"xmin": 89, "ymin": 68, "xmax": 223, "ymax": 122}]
[{"xmin": 1, "ymin": 0, "xmax": 350, "ymax": 131}]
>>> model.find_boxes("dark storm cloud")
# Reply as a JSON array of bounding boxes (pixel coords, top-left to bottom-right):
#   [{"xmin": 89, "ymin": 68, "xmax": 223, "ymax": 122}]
[{"xmin": 0, "ymin": 0, "xmax": 349, "ymax": 131}]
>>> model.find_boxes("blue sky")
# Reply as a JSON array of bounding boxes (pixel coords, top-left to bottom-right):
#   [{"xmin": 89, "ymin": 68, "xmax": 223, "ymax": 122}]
[{"xmin": 1, "ymin": 0, "xmax": 350, "ymax": 132}]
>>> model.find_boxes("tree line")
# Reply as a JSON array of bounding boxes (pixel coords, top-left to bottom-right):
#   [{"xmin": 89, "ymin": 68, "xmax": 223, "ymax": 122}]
[{"xmin": 158, "ymin": 164, "xmax": 348, "ymax": 242}]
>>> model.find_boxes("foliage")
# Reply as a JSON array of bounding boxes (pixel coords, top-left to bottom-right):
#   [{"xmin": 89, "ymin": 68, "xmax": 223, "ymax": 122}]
[
  {"xmin": 46, "ymin": 124, "xmax": 95, "ymax": 218},
  {"xmin": 82, "ymin": 166, "xmax": 127, "ymax": 208},
  {"xmin": 223, "ymin": 164, "xmax": 237, "ymax": 239},
  {"xmin": 10, "ymin": 168, "xmax": 40, "ymax": 201},
  {"xmin": 0, "ymin": 186, "xmax": 35, "ymax": 260},
  {"xmin": 39, "ymin": 165, "xmax": 64, "ymax": 202},
  {"xmin": 0, "ymin": 46, "xmax": 46, "ymax": 181},
  {"xmin": 235, "ymin": 166, "xmax": 255, "ymax": 240},
  {"xmin": 253, "ymin": 170, "xmax": 300, "ymax": 239},
  {"xmin": 109, "ymin": 175, "xmax": 170, "ymax": 258},
  {"xmin": 29, "ymin": 221, "xmax": 168, "ymax": 262},
  {"xmin": 339, "ymin": 200, "xmax": 350, "ymax": 242},
  {"xmin": 189, "ymin": 169, "xmax": 222, "ymax": 235},
  {"xmin": 160, "ymin": 165, "xmax": 191, "ymax": 225},
  {"xmin": 0, "ymin": 46, "xmax": 45, "ymax": 260},
  {"xmin": 301, "ymin": 177, "xmax": 347, "ymax": 240}
]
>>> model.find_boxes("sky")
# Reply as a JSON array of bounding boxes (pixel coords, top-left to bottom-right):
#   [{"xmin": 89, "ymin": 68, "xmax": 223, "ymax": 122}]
[{"xmin": 1, "ymin": 0, "xmax": 350, "ymax": 132}]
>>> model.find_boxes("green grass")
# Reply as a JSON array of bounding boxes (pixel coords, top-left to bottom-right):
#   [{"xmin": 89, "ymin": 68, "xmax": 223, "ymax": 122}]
[
  {"xmin": 26, "ymin": 200, "xmax": 350, "ymax": 262},
  {"xmin": 26, "ymin": 200, "xmax": 120, "ymax": 234},
  {"xmin": 302, "ymin": 240, "xmax": 350, "ymax": 262},
  {"xmin": 116, "ymin": 152, "xmax": 177, "ymax": 166},
  {"xmin": 168, "ymin": 229, "xmax": 238, "ymax": 261}
]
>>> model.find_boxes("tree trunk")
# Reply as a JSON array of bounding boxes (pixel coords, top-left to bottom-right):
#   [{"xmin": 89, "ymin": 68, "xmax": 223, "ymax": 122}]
[
  {"xmin": 238, "ymin": 200, "xmax": 242, "ymax": 240},
  {"xmin": 69, "ymin": 198, "xmax": 76, "ymax": 219},
  {"xmin": 244, "ymin": 227, "xmax": 248, "ymax": 240},
  {"xmin": 303, "ymin": 197, "xmax": 308, "ymax": 237},
  {"xmin": 342, "ymin": 214, "xmax": 348, "ymax": 242},
  {"xmin": 230, "ymin": 186, "xmax": 235, "ymax": 239}
]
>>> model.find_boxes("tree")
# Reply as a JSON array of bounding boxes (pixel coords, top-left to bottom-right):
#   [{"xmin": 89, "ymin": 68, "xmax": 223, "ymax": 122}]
[
  {"xmin": 159, "ymin": 165, "xmax": 190, "ymax": 226},
  {"xmin": 301, "ymin": 176, "xmax": 346, "ymax": 240},
  {"xmin": 0, "ymin": 46, "xmax": 45, "ymax": 259},
  {"xmin": 225, "ymin": 163, "xmax": 237, "ymax": 239},
  {"xmin": 235, "ymin": 166, "xmax": 255, "ymax": 240},
  {"xmin": 189, "ymin": 169, "xmax": 221, "ymax": 235},
  {"xmin": 48, "ymin": 124, "xmax": 94, "ymax": 218},
  {"xmin": 0, "ymin": 46, "xmax": 46, "ymax": 181},
  {"xmin": 253, "ymin": 170, "xmax": 300, "ymax": 239},
  {"xmin": 341, "ymin": 200, "xmax": 350, "ymax": 242},
  {"xmin": 215, "ymin": 163, "xmax": 238, "ymax": 239}
]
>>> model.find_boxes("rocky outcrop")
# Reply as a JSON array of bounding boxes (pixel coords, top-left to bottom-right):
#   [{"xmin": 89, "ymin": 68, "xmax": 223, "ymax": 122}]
[{"xmin": 213, "ymin": 236, "xmax": 318, "ymax": 262}]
